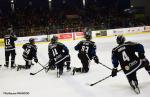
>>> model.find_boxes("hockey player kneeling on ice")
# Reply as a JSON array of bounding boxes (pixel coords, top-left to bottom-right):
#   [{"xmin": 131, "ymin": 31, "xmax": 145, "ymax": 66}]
[
  {"xmin": 17, "ymin": 38, "xmax": 38, "ymax": 71},
  {"xmin": 111, "ymin": 35, "xmax": 150, "ymax": 94},
  {"xmin": 4, "ymin": 31, "xmax": 17, "ymax": 69},
  {"xmin": 73, "ymin": 30, "xmax": 99, "ymax": 75},
  {"xmin": 46, "ymin": 35, "xmax": 71, "ymax": 76}
]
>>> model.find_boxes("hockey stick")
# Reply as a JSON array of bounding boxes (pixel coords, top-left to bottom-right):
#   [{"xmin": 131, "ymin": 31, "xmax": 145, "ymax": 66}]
[
  {"xmin": 30, "ymin": 55, "xmax": 70, "ymax": 75},
  {"xmin": 37, "ymin": 62, "xmax": 50, "ymax": 73},
  {"xmin": 86, "ymin": 54, "xmax": 112, "ymax": 70},
  {"xmin": 37, "ymin": 62, "xmax": 46, "ymax": 68},
  {"xmin": 30, "ymin": 67, "xmax": 47, "ymax": 75},
  {"xmin": 98, "ymin": 62, "xmax": 112, "ymax": 70},
  {"xmin": 88, "ymin": 69, "xmax": 122, "ymax": 86},
  {"xmin": 30, "ymin": 62, "xmax": 49, "ymax": 75}
]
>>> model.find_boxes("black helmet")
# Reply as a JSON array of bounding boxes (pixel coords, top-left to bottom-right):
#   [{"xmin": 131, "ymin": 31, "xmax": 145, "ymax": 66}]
[
  {"xmin": 29, "ymin": 38, "xmax": 35, "ymax": 44},
  {"xmin": 116, "ymin": 35, "xmax": 125, "ymax": 44},
  {"xmin": 51, "ymin": 35, "xmax": 58, "ymax": 43},
  {"xmin": 85, "ymin": 31, "xmax": 92, "ymax": 40}
]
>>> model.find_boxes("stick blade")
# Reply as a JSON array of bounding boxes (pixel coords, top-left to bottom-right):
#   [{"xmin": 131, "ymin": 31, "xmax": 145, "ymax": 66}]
[
  {"xmin": 86, "ymin": 83, "xmax": 94, "ymax": 86},
  {"xmin": 90, "ymin": 84, "xmax": 94, "ymax": 86},
  {"xmin": 30, "ymin": 73, "xmax": 35, "ymax": 75}
]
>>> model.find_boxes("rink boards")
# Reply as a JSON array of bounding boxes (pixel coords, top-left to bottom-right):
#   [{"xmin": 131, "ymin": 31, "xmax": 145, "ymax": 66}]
[{"xmin": 0, "ymin": 31, "xmax": 150, "ymax": 48}]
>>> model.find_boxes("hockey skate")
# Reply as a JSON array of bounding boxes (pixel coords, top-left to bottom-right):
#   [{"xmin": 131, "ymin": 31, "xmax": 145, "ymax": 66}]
[
  {"xmin": 59, "ymin": 70, "xmax": 63, "ymax": 75},
  {"xmin": 57, "ymin": 69, "xmax": 63, "ymax": 78},
  {"xmin": 4, "ymin": 64, "xmax": 9, "ymax": 68},
  {"xmin": 11, "ymin": 64, "xmax": 16, "ymax": 69},
  {"xmin": 67, "ymin": 66, "xmax": 71, "ymax": 72},
  {"xmin": 72, "ymin": 67, "xmax": 76, "ymax": 75},
  {"xmin": 50, "ymin": 65, "xmax": 55, "ymax": 70},
  {"xmin": 17, "ymin": 65, "xmax": 24, "ymax": 71},
  {"xmin": 130, "ymin": 81, "xmax": 140, "ymax": 94},
  {"xmin": 45, "ymin": 65, "xmax": 55, "ymax": 73},
  {"xmin": 45, "ymin": 66, "xmax": 50, "ymax": 73}
]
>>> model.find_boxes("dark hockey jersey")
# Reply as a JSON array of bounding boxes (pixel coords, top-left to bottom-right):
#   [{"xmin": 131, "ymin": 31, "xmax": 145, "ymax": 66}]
[
  {"xmin": 112, "ymin": 41, "xmax": 145, "ymax": 75},
  {"xmin": 22, "ymin": 43, "xmax": 38, "ymax": 60},
  {"xmin": 48, "ymin": 42, "xmax": 69, "ymax": 62},
  {"xmin": 75, "ymin": 40, "xmax": 96, "ymax": 59},
  {"xmin": 4, "ymin": 35, "xmax": 17, "ymax": 51}
]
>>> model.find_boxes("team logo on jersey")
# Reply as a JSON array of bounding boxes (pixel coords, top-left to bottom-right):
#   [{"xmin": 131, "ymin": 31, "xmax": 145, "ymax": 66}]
[{"xmin": 125, "ymin": 65, "xmax": 130, "ymax": 71}]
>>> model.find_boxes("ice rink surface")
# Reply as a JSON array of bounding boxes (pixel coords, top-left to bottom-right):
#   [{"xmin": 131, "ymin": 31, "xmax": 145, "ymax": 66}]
[{"xmin": 0, "ymin": 33, "xmax": 150, "ymax": 97}]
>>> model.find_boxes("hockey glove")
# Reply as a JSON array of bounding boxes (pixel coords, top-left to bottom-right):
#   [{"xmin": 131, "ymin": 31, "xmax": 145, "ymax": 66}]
[
  {"xmin": 138, "ymin": 53, "xmax": 145, "ymax": 59},
  {"xmin": 93, "ymin": 56, "xmax": 99, "ymax": 64},
  {"xmin": 34, "ymin": 58, "xmax": 38, "ymax": 63},
  {"xmin": 111, "ymin": 68, "xmax": 118, "ymax": 77},
  {"xmin": 141, "ymin": 58, "xmax": 149, "ymax": 66}
]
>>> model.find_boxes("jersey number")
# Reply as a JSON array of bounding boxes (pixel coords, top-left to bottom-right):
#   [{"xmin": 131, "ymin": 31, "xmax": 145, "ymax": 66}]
[
  {"xmin": 122, "ymin": 51, "xmax": 130, "ymax": 61},
  {"xmin": 81, "ymin": 46, "xmax": 89, "ymax": 53},
  {"xmin": 5, "ymin": 39, "xmax": 10, "ymax": 45},
  {"xmin": 52, "ymin": 49, "xmax": 58, "ymax": 56},
  {"xmin": 25, "ymin": 48, "xmax": 30, "ymax": 55}
]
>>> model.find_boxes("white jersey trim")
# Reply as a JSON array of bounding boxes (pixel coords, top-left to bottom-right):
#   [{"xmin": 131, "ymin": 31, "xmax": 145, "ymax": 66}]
[
  {"xmin": 126, "ymin": 60, "xmax": 142, "ymax": 76},
  {"xmin": 5, "ymin": 48, "xmax": 15, "ymax": 51}
]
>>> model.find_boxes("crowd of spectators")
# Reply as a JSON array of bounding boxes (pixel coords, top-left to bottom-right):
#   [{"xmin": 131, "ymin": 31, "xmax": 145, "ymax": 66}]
[{"xmin": 0, "ymin": 6, "xmax": 149, "ymax": 38}]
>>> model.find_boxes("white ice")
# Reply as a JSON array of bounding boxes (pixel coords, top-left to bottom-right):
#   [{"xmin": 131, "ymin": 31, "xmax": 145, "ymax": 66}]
[{"xmin": 0, "ymin": 33, "xmax": 150, "ymax": 97}]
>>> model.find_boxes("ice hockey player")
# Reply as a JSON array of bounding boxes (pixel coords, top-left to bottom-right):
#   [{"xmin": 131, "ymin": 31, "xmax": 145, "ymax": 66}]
[
  {"xmin": 111, "ymin": 35, "xmax": 150, "ymax": 94},
  {"xmin": 46, "ymin": 35, "xmax": 71, "ymax": 76},
  {"xmin": 17, "ymin": 38, "xmax": 38, "ymax": 71},
  {"xmin": 4, "ymin": 31, "xmax": 17, "ymax": 69},
  {"xmin": 72, "ymin": 31, "xmax": 99, "ymax": 75}
]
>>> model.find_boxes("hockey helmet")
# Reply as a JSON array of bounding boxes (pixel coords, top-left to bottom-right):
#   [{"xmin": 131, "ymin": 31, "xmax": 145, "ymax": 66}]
[
  {"xmin": 84, "ymin": 31, "xmax": 92, "ymax": 40},
  {"xmin": 29, "ymin": 38, "xmax": 35, "ymax": 44},
  {"xmin": 116, "ymin": 35, "xmax": 125, "ymax": 45},
  {"xmin": 51, "ymin": 35, "xmax": 58, "ymax": 43}
]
